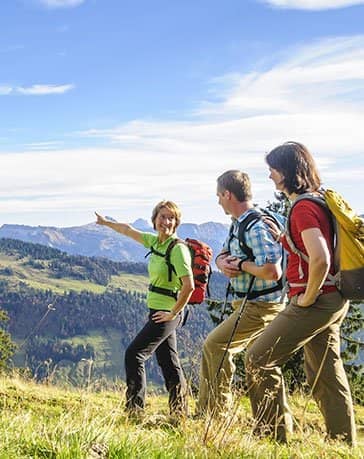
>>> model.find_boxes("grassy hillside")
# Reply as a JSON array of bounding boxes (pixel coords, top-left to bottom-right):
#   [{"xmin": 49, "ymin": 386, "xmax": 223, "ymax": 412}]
[{"xmin": 0, "ymin": 374, "xmax": 363, "ymax": 458}]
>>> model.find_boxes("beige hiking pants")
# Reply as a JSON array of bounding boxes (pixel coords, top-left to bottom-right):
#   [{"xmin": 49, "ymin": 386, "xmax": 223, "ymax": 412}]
[
  {"xmin": 197, "ymin": 299, "xmax": 284, "ymax": 415},
  {"xmin": 245, "ymin": 291, "xmax": 356, "ymax": 444}
]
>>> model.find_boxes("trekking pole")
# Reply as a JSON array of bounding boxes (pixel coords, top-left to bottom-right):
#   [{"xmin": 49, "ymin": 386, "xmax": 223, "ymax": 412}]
[
  {"xmin": 215, "ymin": 275, "xmax": 256, "ymax": 380},
  {"xmin": 219, "ymin": 282, "xmax": 231, "ymax": 323},
  {"xmin": 203, "ymin": 275, "xmax": 256, "ymax": 444},
  {"xmin": 19, "ymin": 301, "xmax": 57, "ymax": 349}
]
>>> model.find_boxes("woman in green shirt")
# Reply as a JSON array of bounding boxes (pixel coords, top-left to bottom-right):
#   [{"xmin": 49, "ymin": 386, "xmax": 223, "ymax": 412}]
[{"xmin": 95, "ymin": 200, "xmax": 194, "ymax": 418}]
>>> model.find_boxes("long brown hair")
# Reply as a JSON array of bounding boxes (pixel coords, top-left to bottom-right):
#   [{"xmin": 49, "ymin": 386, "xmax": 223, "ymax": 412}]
[{"xmin": 265, "ymin": 141, "xmax": 321, "ymax": 195}]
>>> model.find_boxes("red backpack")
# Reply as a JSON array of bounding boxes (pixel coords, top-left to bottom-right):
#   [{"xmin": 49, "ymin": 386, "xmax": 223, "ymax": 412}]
[{"xmin": 148, "ymin": 238, "xmax": 213, "ymax": 304}]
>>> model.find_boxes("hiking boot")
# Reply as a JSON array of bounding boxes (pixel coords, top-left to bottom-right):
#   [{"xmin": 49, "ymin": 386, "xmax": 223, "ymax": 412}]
[
  {"xmin": 191, "ymin": 411, "xmax": 205, "ymax": 420},
  {"xmin": 252, "ymin": 424, "xmax": 287, "ymax": 444},
  {"xmin": 125, "ymin": 406, "xmax": 145, "ymax": 422},
  {"xmin": 87, "ymin": 443, "xmax": 108, "ymax": 459},
  {"xmin": 166, "ymin": 414, "xmax": 185, "ymax": 427}
]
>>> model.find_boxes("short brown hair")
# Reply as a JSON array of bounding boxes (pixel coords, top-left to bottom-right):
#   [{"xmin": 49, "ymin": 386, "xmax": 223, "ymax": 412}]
[
  {"xmin": 217, "ymin": 170, "xmax": 252, "ymax": 202},
  {"xmin": 151, "ymin": 200, "xmax": 181, "ymax": 231},
  {"xmin": 265, "ymin": 141, "xmax": 321, "ymax": 195}
]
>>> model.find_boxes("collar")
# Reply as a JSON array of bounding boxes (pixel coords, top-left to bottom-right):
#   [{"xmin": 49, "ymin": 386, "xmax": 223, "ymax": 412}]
[
  {"xmin": 156, "ymin": 234, "xmax": 177, "ymax": 247},
  {"xmin": 231, "ymin": 207, "xmax": 259, "ymax": 224}
]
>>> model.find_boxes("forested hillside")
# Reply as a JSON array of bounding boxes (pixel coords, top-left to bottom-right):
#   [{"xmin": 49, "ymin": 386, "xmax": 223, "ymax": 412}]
[{"xmin": 0, "ymin": 238, "xmax": 220, "ymax": 386}]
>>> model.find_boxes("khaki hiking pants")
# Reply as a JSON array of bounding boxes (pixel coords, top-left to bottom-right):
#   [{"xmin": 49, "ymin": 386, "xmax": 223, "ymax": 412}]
[
  {"xmin": 197, "ymin": 299, "xmax": 284, "ymax": 415},
  {"xmin": 245, "ymin": 291, "xmax": 356, "ymax": 445}
]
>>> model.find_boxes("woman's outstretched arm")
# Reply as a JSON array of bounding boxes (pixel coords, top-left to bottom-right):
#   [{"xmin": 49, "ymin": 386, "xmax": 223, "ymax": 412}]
[{"xmin": 95, "ymin": 212, "xmax": 143, "ymax": 244}]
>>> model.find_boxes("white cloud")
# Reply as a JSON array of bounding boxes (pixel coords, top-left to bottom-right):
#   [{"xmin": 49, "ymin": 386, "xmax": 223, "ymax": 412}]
[
  {"xmin": 0, "ymin": 148, "xmax": 227, "ymax": 225},
  {"xmin": 38, "ymin": 0, "xmax": 85, "ymax": 8},
  {"xmin": 0, "ymin": 84, "xmax": 74, "ymax": 96},
  {"xmin": 197, "ymin": 36, "xmax": 364, "ymax": 118},
  {"xmin": 76, "ymin": 36, "xmax": 364, "ymax": 217},
  {"xmin": 79, "ymin": 36, "xmax": 364, "ymax": 164},
  {"xmin": 1, "ymin": 35, "xmax": 364, "ymax": 226},
  {"xmin": 0, "ymin": 86, "xmax": 12, "ymax": 95},
  {"xmin": 24, "ymin": 142, "xmax": 62, "ymax": 150},
  {"xmin": 261, "ymin": 0, "xmax": 364, "ymax": 10},
  {"xmin": 16, "ymin": 84, "xmax": 75, "ymax": 95}
]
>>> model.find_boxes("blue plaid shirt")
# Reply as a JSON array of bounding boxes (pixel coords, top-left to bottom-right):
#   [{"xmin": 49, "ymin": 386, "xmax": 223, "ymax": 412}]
[{"xmin": 222, "ymin": 208, "xmax": 283, "ymax": 302}]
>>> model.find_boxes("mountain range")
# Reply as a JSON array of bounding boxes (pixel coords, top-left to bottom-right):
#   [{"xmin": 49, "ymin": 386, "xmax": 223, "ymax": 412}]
[
  {"xmin": 2, "ymin": 211, "xmax": 362, "ymax": 265},
  {"xmin": 0, "ymin": 219, "xmax": 229, "ymax": 265}
]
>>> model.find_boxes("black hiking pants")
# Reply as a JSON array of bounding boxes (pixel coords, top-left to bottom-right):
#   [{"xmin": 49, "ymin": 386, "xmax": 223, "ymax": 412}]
[{"xmin": 125, "ymin": 309, "xmax": 187, "ymax": 415}]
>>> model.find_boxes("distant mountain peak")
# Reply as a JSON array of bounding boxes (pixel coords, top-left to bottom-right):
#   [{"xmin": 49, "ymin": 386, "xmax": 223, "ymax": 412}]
[
  {"xmin": 132, "ymin": 218, "xmax": 152, "ymax": 230},
  {"xmin": 0, "ymin": 220, "xmax": 228, "ymax": 267}
]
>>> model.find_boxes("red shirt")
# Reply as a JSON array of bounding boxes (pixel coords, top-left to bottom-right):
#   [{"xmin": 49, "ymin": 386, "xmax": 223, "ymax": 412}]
[{"xmin": 282, "ymin": 200, "xmax": 337, "ymax": 297}]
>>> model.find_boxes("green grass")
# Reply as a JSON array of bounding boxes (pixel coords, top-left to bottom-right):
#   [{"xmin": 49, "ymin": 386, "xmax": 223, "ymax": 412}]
[
  {"xmin": 12, "ymin": 329, "xmax": 125, "ymax": 383},
  {"xmin": 108, "ymin": 273, "xmax": 149, "ymax": 293},
  {"xmin": 0, "ymin": 374, "xmax": 363, "ymax": 458},
  {"xmin": 25, "ymin": 276, "xmax": 107, "ymax": 294},
  {"xmin": 60, "ymin": 328, "xmax": 124, "ymax": 379}
]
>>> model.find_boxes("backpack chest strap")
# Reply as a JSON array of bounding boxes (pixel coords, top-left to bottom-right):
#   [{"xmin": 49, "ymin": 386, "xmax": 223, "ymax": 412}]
[{"xmin": 148, "ymin": 284, "xmax": 178, "ymax": 300}]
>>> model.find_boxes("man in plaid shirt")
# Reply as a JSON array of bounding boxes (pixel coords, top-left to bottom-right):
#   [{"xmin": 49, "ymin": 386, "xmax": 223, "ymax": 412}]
[{"xmin": 197, "ymin": 170, "xmax": 287, "ymax": 418}]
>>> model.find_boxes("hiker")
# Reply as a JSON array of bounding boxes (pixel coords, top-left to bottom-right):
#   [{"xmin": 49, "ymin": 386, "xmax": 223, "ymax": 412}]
[
  {"xmin": 95, "ymin": 201, "xmax": 194, "ymax": 418},
  {"xmin": 196, "ymin": 170, "xmax": 285, "ymax": 417},
  {"xmin": 245, "ymin": 141, "xmax": 356, "ymax": 444}
]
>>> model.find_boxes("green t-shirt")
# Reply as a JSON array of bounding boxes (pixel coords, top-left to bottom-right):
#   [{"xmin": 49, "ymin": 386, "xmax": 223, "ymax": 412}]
[{"xmin": 142, "ymin": 232, "xmax": 193, "ymax": 311}]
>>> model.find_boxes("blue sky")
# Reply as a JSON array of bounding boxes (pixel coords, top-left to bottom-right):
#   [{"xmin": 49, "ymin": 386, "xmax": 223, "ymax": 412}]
[{"xmin": 1, "ymin": 0, "xmax": 364, "ymax": 227}]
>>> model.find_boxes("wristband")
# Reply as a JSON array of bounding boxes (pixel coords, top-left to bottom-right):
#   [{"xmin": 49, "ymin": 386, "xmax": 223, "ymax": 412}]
[{"xmin": 238, "ymin": 259, "xmax": 245, "ymax": 271}]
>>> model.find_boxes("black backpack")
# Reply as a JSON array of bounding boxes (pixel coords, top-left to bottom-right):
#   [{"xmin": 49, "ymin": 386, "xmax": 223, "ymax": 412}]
[{"xmin": 227, "ymin": 209, "xmax": 284, "ymax": 300}]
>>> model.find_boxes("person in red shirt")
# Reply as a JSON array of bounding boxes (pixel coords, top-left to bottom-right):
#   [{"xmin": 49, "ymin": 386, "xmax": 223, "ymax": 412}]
[{"xmin": 245, "ymin": 141, "xmax": 356, "ymax": 445}]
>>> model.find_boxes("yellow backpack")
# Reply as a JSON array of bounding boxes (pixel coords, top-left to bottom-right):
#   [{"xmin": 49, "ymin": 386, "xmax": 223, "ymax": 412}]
[{"xmin": 286, "ymin": 189, "xmax": 364, "ymax": 300}]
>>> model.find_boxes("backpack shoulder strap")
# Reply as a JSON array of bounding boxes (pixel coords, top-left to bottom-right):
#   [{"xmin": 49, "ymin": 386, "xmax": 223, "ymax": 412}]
[
  {"xmin": 165, "ymin": 238, "xmax": 185, "ymax": 254},
  {"xmin": 164, "ymin": 238, "xmax": 186, "ymax": 281},
  {"xmin": 285, "ymin": 192, "xmax": 337, "ymax": 284},
  {"xmin": 145, "ymin": 238, "xmax": 185, "ymax": 282},
  {"xmin": 149, "ymin": 246, "xmax": 165, "ymax": 257},
  {"xmin": 144, "ymin": 246, "xmax": 165, "ymax": 259},
  {"xmin": 236, "ymin": 210, "xmax": 262, "ymax": 261},
  {"xmin": 286, "ymin": 192, "xmax": 330, "ymax": 260}
]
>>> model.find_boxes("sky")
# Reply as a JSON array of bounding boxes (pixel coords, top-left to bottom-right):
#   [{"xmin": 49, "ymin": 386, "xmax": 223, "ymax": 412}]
[{"xmin": 1, "ymin": 0, "xmax": 364, "ymax": 227}]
